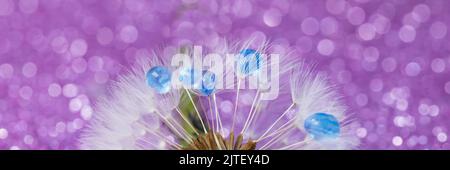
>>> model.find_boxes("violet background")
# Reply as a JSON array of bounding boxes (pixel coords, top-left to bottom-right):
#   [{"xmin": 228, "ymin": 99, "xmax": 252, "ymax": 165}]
[{"xmin": 0, "ymin": 0, "xmax": 449, "ymax": 150}]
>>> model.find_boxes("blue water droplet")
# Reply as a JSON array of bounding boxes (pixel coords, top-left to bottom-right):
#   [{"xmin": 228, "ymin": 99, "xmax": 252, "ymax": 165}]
[
  {"xmin": 237, "ymin": 49, "xmax": 261, "ymax": 76},
  {"xmin": 199, "ymin": 70, "xmax": 216, "ymax": 96},
  {"xmin": 304, "ymin": 112, "xmax": 340, "ymax": 140},
  {"xmin": 146, "ymin": 66, "xmax": 172, "ymax": 94},
  {"xmin": 178, "ymin": 68, "xmax": 202, "ymax": 89}
]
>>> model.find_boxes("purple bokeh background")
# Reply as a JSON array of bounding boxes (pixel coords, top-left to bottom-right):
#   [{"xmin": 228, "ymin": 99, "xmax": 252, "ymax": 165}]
[{"xmin": 0, "ymin": 0, "xmax": 449, "ymax": 149}]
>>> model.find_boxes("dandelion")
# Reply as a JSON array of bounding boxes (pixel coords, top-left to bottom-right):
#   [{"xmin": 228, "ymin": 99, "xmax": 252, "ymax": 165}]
[{"xmin": 80, "ymin": 39, "xmax": 359, "ymax": 150}]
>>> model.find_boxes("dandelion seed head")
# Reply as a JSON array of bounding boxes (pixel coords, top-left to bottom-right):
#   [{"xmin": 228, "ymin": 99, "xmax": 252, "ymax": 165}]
[{"xmin": 81, "ymin": 39, "xmax": 358, "ymax": 150}]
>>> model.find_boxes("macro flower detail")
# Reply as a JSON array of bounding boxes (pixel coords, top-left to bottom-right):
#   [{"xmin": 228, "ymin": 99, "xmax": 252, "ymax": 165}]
[{"xmin": 80, "ymin": 40, "xmax": 359, "ymax": 150}]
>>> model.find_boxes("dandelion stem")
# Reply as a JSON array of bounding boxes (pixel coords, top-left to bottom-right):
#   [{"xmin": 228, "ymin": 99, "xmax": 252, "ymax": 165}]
[
  {"xmin": 259, "ymin": 128, "xmax": 287, "ymax": 150},
  {"xmin": 257, "ymin": 103, "xmax": 295, "ymax": 142},
  {"xmin": 256, "ymin": 121, "xmax": 295, "ymax": 142},
  {"xmin": 139, "ymin": 134, "xmax": 182, "ymax": 150},
  {"xmin": 240, "ymin": 89, "xmax": 260, "ymax": 135},
  {"xmin": 136, "ymin": 139, "xmax": 156, "ymax": 150},
  {"xmin": 212, "ymin": 94, "xmax": 224, "ymax": 135},
  {"xmin": 265, "ymin": 118, "xmax": 296, "ymax": 138},
  {"xmin": 162, "ymin": 117, "xmax": 192, "ymax": 143},
  {"xmin": 260, "ymin": 127, "xmax": 293, "ymax": 150},
  {"xmin": 208, "ymin": 96, "xmax": 223, "ymax": 150},
  {"xmin": 207, "ymin": 97, "xmax": 215, "ymax": 133},
  {"xmin": 141, "ymin": 126, "xmax": 183, "ymax": 150},
  {"xmin": 199, "ymin": 97, "xmax": 211, "ymax": 129},
  {"xmin": 185, "ymin": 88, "xmax": 208, "ymax": 134},
  {"xmin": 245, "ymin": 94, "xmax": 263, "ymax": 135},
  {"xmin": 153, "ymin": 110, "xmax": 192, "ymax": 143},
  {"xmin": 231, "ymin": 79, "xmax": 242, "ymax": 132},
  {"xmin": 154, "ymin": 131, "xmax": 184, "ymax": 150},
  {"xmin": 212, "ymin": 133, "xmax": 223, "ymax": 150}
]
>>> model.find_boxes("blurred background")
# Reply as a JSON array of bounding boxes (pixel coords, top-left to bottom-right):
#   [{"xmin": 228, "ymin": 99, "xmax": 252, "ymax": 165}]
[{"xmin": 0, "ymin": 0, "xmax": 449, "ymax": 149}]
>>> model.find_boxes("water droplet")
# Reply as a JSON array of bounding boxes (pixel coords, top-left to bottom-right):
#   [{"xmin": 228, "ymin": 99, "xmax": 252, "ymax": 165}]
[
  {"xmin": 199, "ymin": 70, "xmax": 216, "ymax": 96},
  {"xmin": 237, "ymin": 48, "xmax": 262, "ymax": 76},
  {"xmin": 146, "ymin": 66, "xmax": 172, "ymax": 94},
  {"xmin": 304, "ymin": 113, "xmax": 340, "ymax": 140}
]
